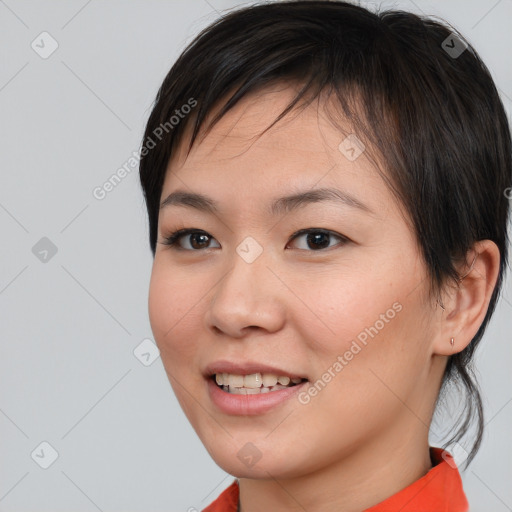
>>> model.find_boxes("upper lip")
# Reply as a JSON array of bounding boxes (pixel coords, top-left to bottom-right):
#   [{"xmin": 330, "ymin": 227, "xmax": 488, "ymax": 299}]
[{"xmin": 204, "ymin": 360, "xmax": 308, "ymax": 380}]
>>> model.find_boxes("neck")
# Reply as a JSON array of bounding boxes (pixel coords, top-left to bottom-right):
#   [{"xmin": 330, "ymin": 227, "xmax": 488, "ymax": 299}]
[{"xmin": 238, "ymin": 423, "xmax": 433, "ymax": 512}]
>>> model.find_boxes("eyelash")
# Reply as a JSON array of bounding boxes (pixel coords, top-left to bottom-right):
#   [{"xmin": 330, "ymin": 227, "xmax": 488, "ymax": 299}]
[{"xmin": 160, "ymin": 228, "xmax": 350, "ymax": 252}]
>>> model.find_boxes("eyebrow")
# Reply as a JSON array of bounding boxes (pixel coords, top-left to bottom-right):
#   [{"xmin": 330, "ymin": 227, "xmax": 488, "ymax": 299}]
[{"xmin": 159, "ymin": 187, "xmax": 374, "ymax": 216}]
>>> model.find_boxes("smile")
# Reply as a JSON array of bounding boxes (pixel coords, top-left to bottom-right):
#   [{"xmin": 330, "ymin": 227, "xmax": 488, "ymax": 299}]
[
  {"xmin": 207, "ymin": 373, "xmax": 309, "ymax": 415},
  {"xmin": 213, "ymin": 372, "xmax": 306, "ymax": 394}
]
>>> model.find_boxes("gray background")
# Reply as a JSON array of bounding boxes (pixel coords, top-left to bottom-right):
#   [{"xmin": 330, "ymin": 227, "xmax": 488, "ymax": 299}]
[{"xmin": 0, "ymin": 1, "xmax": 510, "ymax": 511}]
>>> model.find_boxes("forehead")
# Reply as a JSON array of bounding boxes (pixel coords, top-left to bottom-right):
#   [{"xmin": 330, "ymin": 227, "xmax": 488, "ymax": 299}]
[{"xmin": 162, "ymin": 86, "xmax": 392, "ymax": 217}]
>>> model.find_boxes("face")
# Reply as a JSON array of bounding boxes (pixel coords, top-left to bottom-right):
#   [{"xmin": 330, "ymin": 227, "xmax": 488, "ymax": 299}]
[{"xmin": 148, "ymin": 85, "xmax": 440, "ymax": 479}]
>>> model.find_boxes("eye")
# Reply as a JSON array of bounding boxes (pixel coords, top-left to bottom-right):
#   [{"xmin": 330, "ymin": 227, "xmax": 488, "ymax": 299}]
[
  {"xmin": 160, "ymin": 229, "xmax": 220, "ymax": 251},
  {"xmin": 287, "ymin": 228, "xmax": 349, "ymax": 251},
  {"xmin": 159, "ymin": 228, "xmax": 349, "ymax": 252}
]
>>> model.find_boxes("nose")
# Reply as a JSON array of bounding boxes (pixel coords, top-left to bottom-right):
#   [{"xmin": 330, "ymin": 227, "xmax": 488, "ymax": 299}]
[{"xmin": 204, "ymin": 247, "xmax": 287, "ymax": 338}]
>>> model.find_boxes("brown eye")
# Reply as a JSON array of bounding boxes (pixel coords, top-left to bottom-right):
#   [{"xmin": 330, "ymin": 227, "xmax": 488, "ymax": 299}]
[
  {"xmin": 187, "ymin": 232, "xmax": 213, "ymax": 250},
  {"xmin": 161, "ymin": 229, "xmax": 221, "ymax": 251},
  {"xmin": 287, "ymin": 229, "xmax": 348, "ymax": 251}
]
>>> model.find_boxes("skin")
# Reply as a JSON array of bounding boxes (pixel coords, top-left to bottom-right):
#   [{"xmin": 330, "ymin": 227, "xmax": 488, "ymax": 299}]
[{"xmin": 148, "ymin": 84, "xmax": 500, "ymax": 512}]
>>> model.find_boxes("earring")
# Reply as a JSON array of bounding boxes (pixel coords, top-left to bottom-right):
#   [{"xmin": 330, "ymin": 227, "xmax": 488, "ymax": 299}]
[{"xmin": 450, "ymin": 337, "xmax": 454, "ymax": 347}]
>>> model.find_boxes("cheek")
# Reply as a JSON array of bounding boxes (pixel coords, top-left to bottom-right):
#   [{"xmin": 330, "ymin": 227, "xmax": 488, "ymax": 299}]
[
  {"xmin": 148, "ymin": 263, "xmax": 208, "ymax": 424},
  {"xmin": 148, "ymin": 262, "xmax": 201, "ymax": 368},
  {"xmin": 293, "ymin": 267, "xmax": 402, "ymax": 357},
  {"xmin": 296, "ymin": 264, "xmax": 430, "ymax": 398},
  {"xmin": 292, "ymin": 301, "xmax": 430, "ymax": 456}
]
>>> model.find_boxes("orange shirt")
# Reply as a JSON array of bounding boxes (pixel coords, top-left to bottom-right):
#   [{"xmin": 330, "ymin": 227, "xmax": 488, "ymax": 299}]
[{"xmin": 202, "ymin": 447, "xmax": 468, "ymax": 511}]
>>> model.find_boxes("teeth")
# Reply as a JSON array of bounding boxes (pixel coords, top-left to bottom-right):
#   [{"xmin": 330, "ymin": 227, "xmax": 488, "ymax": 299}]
[
  {"xmin": 215, "ymin": 372, "xmax": 305, "ymax": 393},
  {"xmin": 262, "ymin": 374, "xmax": 278, "ymax": 387},
  {"xmin": 221, "ymin": 383, "xmax": 291, "ymax": 394},
  {"xmin": 244, "ymin": 373, "xmax": 263, "ymax": 388},
  {"xmin": 228, "ymin": 374, "xmax": 244, "ymax": 388}
]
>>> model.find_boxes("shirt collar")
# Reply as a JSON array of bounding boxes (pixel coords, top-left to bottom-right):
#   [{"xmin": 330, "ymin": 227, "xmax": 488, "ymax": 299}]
[
  {"xmin": 202, "ymin": 447, "xmax": 468, "ymax": 512},
  {"xmin": 364, "ymin": 447, "xmax": 468, "ymax": 512}
]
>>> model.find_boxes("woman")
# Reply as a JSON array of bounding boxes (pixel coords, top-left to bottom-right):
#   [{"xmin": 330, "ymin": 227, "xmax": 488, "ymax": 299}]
[{"xmin": 138, "ymin": 1, "xmax": 511, "ymax": 510}]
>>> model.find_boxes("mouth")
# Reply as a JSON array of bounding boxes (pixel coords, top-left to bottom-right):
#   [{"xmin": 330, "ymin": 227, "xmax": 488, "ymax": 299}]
[{"xmin": 210, "ymin": 372, "xmax": 309, "ymax": 395}]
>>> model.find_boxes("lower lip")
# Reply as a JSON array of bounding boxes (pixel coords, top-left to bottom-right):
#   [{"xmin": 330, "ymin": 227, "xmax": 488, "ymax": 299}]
[{"xmin": 207, "ymin": 377, "xmax": 308, "ymax": 415}]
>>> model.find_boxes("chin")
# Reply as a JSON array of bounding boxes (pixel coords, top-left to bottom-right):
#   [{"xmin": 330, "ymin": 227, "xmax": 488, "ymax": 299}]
[
  {"xmin": 205, "ymin": 440, "xmax": 309, "ymax": 480},
  {"xmin": 215, "ymin": 456, "xmax": 294, "ymax": 479}
]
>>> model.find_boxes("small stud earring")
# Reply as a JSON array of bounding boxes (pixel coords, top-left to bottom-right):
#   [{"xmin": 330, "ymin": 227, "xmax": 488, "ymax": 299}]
[{"xmin": 450, "ymin": 337, "xmax": 455, "ymax": 346}]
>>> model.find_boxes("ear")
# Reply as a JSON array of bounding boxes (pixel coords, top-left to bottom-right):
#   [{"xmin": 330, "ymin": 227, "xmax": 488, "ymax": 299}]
[{"xmin": 432, "ymin": 240, "xmax": 501, "ymax": 356}]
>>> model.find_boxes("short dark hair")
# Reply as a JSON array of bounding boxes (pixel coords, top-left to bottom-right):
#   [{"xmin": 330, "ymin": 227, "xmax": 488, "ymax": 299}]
[{"xmin": 138, "ymin": 0, "xmax": 512, "ymax": 466}]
